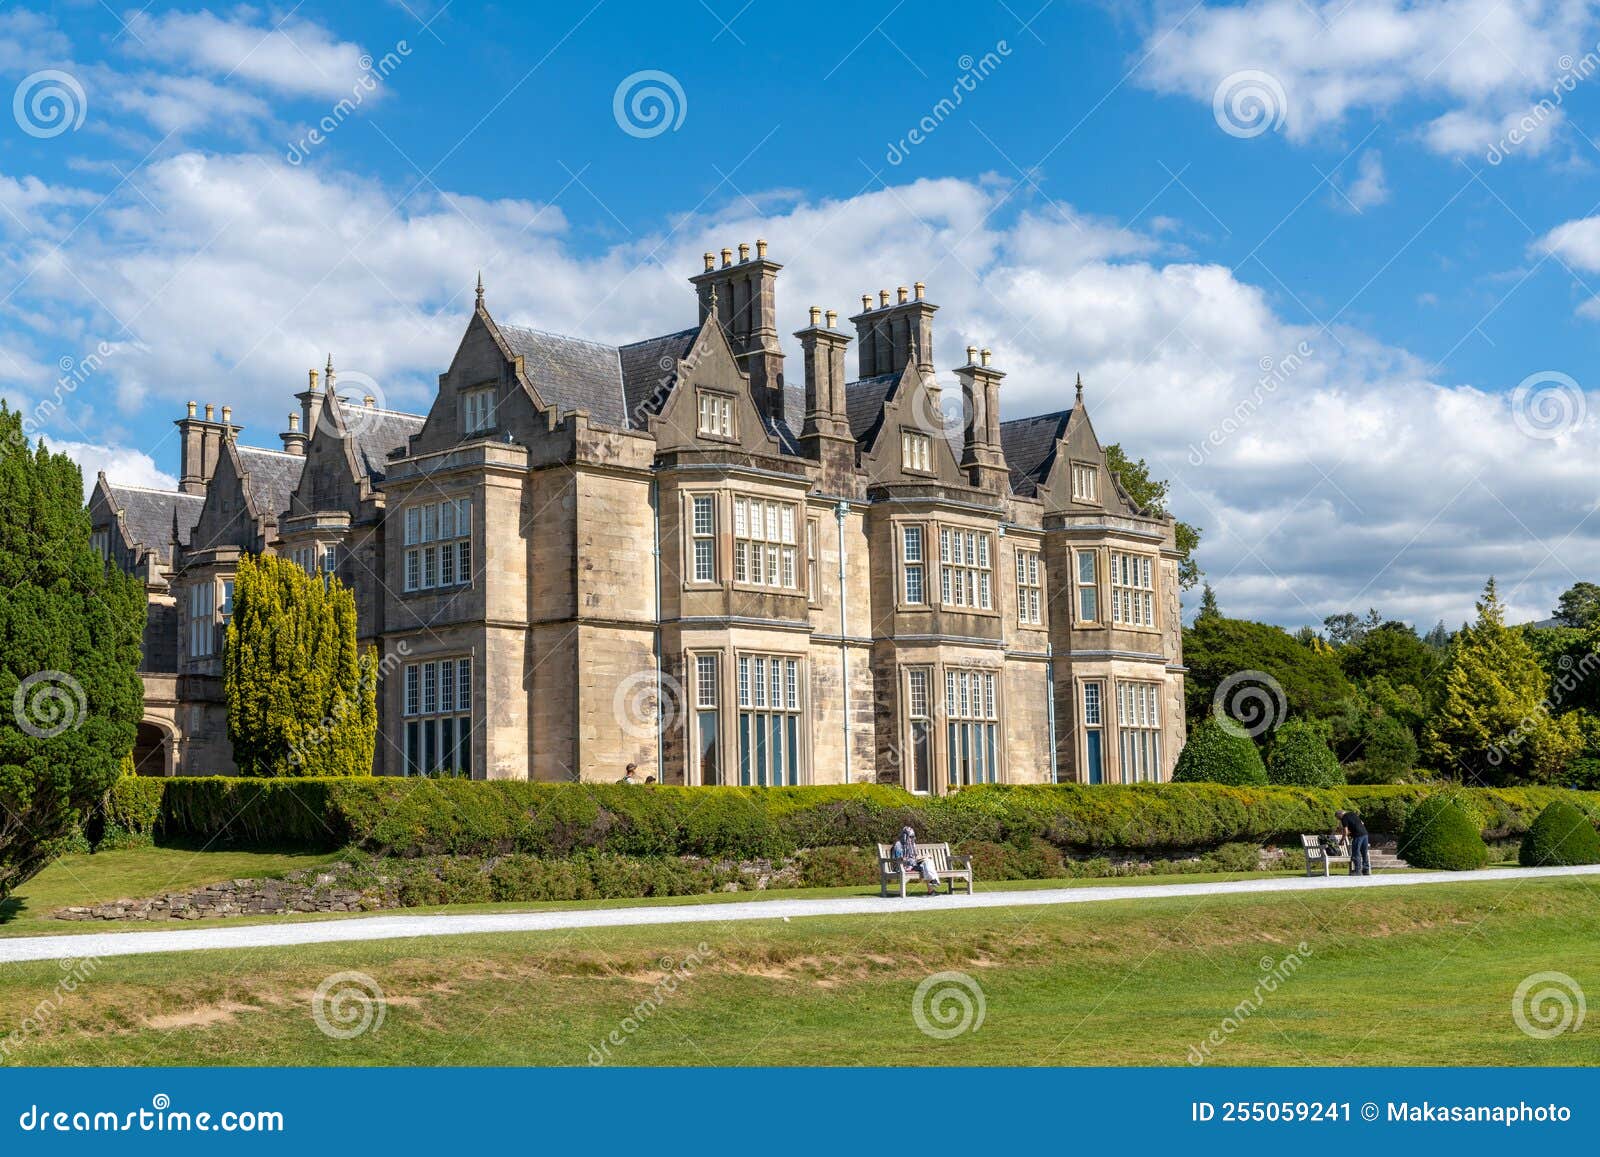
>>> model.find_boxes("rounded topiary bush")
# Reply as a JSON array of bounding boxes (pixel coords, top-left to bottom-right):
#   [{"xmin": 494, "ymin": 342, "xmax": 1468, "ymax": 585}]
[
  {"xmin": 1519, "ymin": 800, "xmax": 1600, "ymax": 867},
  {"xmin": 1267, "ymin": 721, "xmax": 1344, "ymax": 788},
  {"xmin": 1171, "ymin": 718, "xmax": 1268, "ymax": 786},
  {"xmin": 1398, "ymin": 795, "xmax": 1490, "ymax": 871}
]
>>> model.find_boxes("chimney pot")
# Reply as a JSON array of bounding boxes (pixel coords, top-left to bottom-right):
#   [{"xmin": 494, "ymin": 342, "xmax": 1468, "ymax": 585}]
[
  {"xmin": 364, "ymin": 395, "xmax": 376, "ymax": 408},
  {"xmin": 204, "ymin": 404, "xmax": 215, "ymax": 421},
  {"xmin": 721, "ymin": 247, "xmax": 733, "ymax": 268},
  {"xmin": 966, "ymin": 345, "xmax": 978, "ymax": 364},
  {"xmin": 187, "ymin": 400, "xmax": 197, "ymax": 418},
  {"xmin": 809, "ymin": 306, "xmax": 821, "ymax": 326},
  {"xmin": 980, "ymin": 348, "xmax": 992, "ymax": 367},
  {"xmin": 703, "ymin": 252, "xmax": 715, "ymax": 272},
  {"xmin": 914, "ymin": 281, "xmax": 926, "ymax": 300},
  {"xmin": 878, "ymin": 289, "xmax": 890, "ymax": 307},
  {"xmin": 308, "ymin": 369, "xmax": 318, "ymax": 389},
  {"xmin": 861, "ymin": 294, "xmax": 872, "ymax": 312},
  {"xmin": 738, "ymin": 242, "xmax": 750, "ymax": 263},
  {"xmin": 221, "ymin": 406, "xmax": 232, "ymax": 423},
  {"xmin": 825, "ymin": 309, "xmax": 837, "ymax": 329},
  {"xmin": 897, "ymin": 286, "xmax": 909, "ymax": 304},
  {"xmin": 756, "ymin": 238, "xmax": 768, "ymax": 259},
  {"xmin": 289, "ymin": 413, "xmax": 300, "ymax": 431}
]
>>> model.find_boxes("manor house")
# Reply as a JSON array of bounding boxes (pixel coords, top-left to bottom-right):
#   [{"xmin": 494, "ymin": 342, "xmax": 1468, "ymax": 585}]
[{"xmin": 89, "ymin": 242, "xmax": 1187, "ymax": 787}]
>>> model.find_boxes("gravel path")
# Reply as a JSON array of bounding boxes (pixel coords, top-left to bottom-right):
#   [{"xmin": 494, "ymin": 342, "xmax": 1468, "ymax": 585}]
[{"xmin": 4, "ymin": 863, "xmax": 1598, "ymax": 964}]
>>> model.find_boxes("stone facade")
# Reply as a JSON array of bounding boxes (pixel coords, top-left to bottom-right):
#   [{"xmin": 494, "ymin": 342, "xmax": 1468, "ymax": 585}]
[{"xmin": 89, "ymin": 245, "xmax": 1187, "ymax": 788}]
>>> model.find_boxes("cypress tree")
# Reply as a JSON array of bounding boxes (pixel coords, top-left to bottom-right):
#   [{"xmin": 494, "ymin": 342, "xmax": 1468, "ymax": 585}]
[
  {"xmin": 224, "ymin": 553, "xmax": 376, "ymax": 776},
  {"xmin": 0, "ymin": 408, "xmax": 146, "ymax": 898}
]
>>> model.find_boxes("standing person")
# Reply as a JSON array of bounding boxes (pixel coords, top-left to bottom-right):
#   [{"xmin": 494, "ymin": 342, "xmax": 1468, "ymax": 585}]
[
  {"xmin": 1336, "ymin": 809, "xmax": 1370, "ymax": 876},
  {"xmin": 619, "ymin": 764, "xmax": 640, "ymax": 786},
  {"xmin": 890, "ymin": 825, "xmax": 942, "ymax": 896}
]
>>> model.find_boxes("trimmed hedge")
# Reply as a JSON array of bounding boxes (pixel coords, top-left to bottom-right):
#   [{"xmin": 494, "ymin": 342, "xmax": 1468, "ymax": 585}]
[
  {"xmin": 1398, "ymin": 795, "xmax": 1490, "ymax": 871},
  {"xmin": 102, "ymin": 776, "xmax": 1600, "ymax": 861},
  {"xmin": 1519, "ymin": 800, "xmax": 1600, "ymax": 867},
  {"xmin": 1266, "ymin": 722, "xmax": 1344, "ymax": 788},
  {"xmin": 1171, "ymin": 718, "xmax": 1268, "ymax": 786}
]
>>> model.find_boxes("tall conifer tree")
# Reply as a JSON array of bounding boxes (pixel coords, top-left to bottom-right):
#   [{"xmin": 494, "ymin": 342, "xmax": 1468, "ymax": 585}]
[
  {"xmin": 224, "ymin": 553, "xmax": 376, "ymax": 776},
  {"xmin": 0, "ymin": 408, "xmax": 145, "ymax": 897}
]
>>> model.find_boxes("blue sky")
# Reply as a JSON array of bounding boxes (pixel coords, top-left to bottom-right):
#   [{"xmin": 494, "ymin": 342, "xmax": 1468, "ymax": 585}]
[{"xmin": 3, "ymin": 0, "xmax": 1600, "ymax": 631}]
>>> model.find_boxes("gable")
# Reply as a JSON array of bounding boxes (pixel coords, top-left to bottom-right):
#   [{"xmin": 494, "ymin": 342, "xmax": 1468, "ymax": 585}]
[
  {"xmin": 853, "ymin": 364, "xmax": 966, "ymax": 487},
  {"xmin": 651, "ymin": 316, "xmax": 779, "ymax": 456}
]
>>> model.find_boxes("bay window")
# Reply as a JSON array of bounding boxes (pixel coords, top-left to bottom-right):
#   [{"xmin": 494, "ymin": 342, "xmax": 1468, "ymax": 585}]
[
  {"xmin": 939, "ymin": 527, "xmax": 992, "ymax": 610},
  {"xmin": 946, "ymin": 668, "xmax": 998, "ymax": 786},
  {"xmin": 1116, "ymin": 681, "xmax": 1162, "ymax": 782},
  {"xmin": 733, "ymin": 497, "xmax": 798, "ymax": 590},
  {"xmin": 1076, "ymin": 551, "xmax": 1099, "ymax": 623},
  {"xmin": 187, "ymin": 581, "xmax": 215, "ymax": 658},
  {"xmin": 403, "ymin": 497, "xmax": 472, "ymax": 593},
  {"xmin": 737, "ymin": 654, "xmax": 802, "ymax": 786},
  {"xmin": 403, "ymin": 657, "xmax": 473, "ymax": 776},
  {"xmin": 1110, "ymin": 551, "xmax": 1155, "ymax": 627}
]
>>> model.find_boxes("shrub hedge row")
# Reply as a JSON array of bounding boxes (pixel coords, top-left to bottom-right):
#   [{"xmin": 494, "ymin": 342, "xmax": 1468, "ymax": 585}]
[{"xmin": 103, "ymin": 776, "xmax": 1600, "ymax": 860}]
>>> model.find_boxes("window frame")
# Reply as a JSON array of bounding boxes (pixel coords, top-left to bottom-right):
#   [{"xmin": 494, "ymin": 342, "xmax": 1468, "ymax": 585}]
[
  {"xmin": 900, "ymin": 428, "xmax": 933, "ymax": 474},
  {"xmin": 696, "ymin": 390, "xmax": 735, "ymax": 440},
  {"xmin": 688, "ymin": 493, "xmax": 717, "ymax": 585},
  {"xmin": 736, "ymin": 653, "xmax": 805, "ymax": 787},
  {"xmin": 1075, "ymin": 549, "xmax": 1100, "ymax": 625},
  {"xmin": 1109, "ymin": 550, "xmax": 1156, "ymax": 629},
  {"xmin": 938, "ymin": 525, "xmax": 994, "ymax": 611},
  {"xmin": 402, "ymin": 656, "xmax": 474, "ymax": 777},
  {"xmin": 901, "ymin": 523, "xmax": 926, "ymax": 606},
  {"xmin": 1071, "ymin": 461, "xmax": 1098, "ymax": 503},
  {"xmin": 732, "ymin": 496, "xmax": 800, "ymax": 592},
  {"xmin": 462, "ymin": 387, "xmax": 497, "ymax": 435},
  {"xmin": 402, "ymin": 496, "xmax": 473, "ymax": 594},
  {"xmin": 1016, "ymin": 547, "xmax": 1043, "ymax": 625},
  {"xmin": 1115, "ymin": 680, "xmax": 1163, "ymax": 783}
]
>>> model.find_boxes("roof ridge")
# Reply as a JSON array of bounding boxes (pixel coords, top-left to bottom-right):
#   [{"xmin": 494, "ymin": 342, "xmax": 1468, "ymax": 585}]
[
  {"xmin": 616, "ymin": 327, "xmax": 700, "ymax": 350},
  {"xmin": 335, "ymin": 401, "xmax": 427, "ymax": 421},
  {"xmin": 497, "ymin": 321, "xmax": 620, "ymax": 352},
  {"xmin": 104, "ymin": 482, "xmax": 200, "ymax": 498}
]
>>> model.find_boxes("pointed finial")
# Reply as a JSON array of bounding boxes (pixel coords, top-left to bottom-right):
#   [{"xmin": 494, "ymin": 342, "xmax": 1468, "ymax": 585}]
[
  {"xmin": 475, "ymin": 270, "xmax": 484, "ymax": 305},
  {"xmin": 325, "ymin": 354, "xmax": 336, "ymax": 392},
  {"xmin": 709, "ymin": 284, "xmax": 719, "ymax": 310},
  {"xmin": 1075, "ymin": 373, "xmax": 1084, "ymax": 403}
]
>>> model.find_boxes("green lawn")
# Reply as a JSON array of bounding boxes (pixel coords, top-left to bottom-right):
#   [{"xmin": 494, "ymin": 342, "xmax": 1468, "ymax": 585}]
[
  {"xmin": 0, "ymin": 844, "xmax": 1311, "ymax": 938},
  {"xmin": 0, "ymin": 844, "xmax": 343, "ymax": 937},
  {"xmin": 2, "ymin": 875, "xmax": 1595, "ymax": 1066}
]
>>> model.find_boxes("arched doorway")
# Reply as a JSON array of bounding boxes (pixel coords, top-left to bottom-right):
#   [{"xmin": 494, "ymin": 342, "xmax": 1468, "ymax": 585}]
[{"xmin": 132, "ymin": 721, "xmax": 172, "ymax": 776}]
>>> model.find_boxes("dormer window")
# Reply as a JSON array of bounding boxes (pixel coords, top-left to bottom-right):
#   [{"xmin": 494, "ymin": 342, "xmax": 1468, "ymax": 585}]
[
  {"xmin": 901, "ymin": 430, "xmax": 932, "ymax": 473},
  {"xmin": 697, "ymin": 391, "xmax": 734, "ymax": 439},
  {"xmin": 463, "ymin": 388, "xmax": 496, "ymax": 435},
  {"xmin": 1072, "ymin": 463, "xmax": 1098, "ymax": 503}
]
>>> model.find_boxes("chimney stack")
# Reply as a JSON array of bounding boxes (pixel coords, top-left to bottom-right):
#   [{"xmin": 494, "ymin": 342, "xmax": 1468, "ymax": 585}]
[
  {"xmin": 849, "ymin": 281, "xmax": 938, "ymax": 382},
  {"xmin": 690, "ymin": 240, "xmax": 786, "ymax": 423},
  {"xmin": 281, "ymin": 412, "xmax": 307, "ymax": 456},
  {"xmin": 796, "ymin": 306, "xmax": 854, "ymax": 472},
  {"xmin": 956, "ymin": 345, "xmax": 1009, "ymax": 494},
  {"xmin": 297, "ymin": 368, "xmax": 325, "ymax": 441},
  {"xmin": 175, "ymin": 401, "xmax": 237, "ymax": 495}
]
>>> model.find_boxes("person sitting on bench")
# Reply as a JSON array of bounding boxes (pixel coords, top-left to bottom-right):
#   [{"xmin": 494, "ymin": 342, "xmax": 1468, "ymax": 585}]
[{"xmin": 890, "ymin": 825, "xmax": 942, "ymax": 896}]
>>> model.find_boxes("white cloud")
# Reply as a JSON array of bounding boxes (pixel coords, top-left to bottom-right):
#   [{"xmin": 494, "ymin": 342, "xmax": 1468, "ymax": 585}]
[
  {"xmin": 56, "ymin": 441, "xmax": 176, "ymax": 499},
  {"xmin": 1537, "ymin": 214, "xmax": 1600, "ymax": 270},
  {"xmin": 1338, "ymin": 149, "xmax": 1389, "ymax": 210},
  {"xmin": 1138, "ymin": 0, "xmax": 1599, "ymax": 158},
  {"xmin": 3, "ymin": 156, "xmax": 1595, "ymax": 630},
  {"xmin": 123, "ymin": 10, "xmax": 382, "ymax": 103}
]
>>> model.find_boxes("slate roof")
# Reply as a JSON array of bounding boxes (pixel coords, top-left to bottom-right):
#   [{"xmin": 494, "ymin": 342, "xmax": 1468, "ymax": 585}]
[
  {"xmin": 235, "ymin": 445, "xmax": 305, "ymax": 519},
  {"xmin": 105, "ymin": 484, "xmax": 204, "ymax": 563},
  {"xmin": 844, "ymin": 373, "xmax": 900, "ymax": 443},
  {"xmin": 337, "ymin": 402, "xmax": 426, "ymax": 479},
  {"xmin": 498, "ymin": 323, "xmax": 628, "ymax": 429},
  {"xmin": 618, "ymin": 328, "xmax": 699, "ymax": 429},
  {"xmin": 999, "ymin": 410, "xmax": 1073, "ymax": 497}
]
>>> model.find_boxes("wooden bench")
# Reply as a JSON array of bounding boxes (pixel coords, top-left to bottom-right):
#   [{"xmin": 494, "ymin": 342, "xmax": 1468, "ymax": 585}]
[
  {"xmin": 876, "ymin": 842, "xmax": 975, "ymax": 898},
  {"xmin": 1301, "ymin": 833, "xmax": 1350, "ymax": 877}
]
